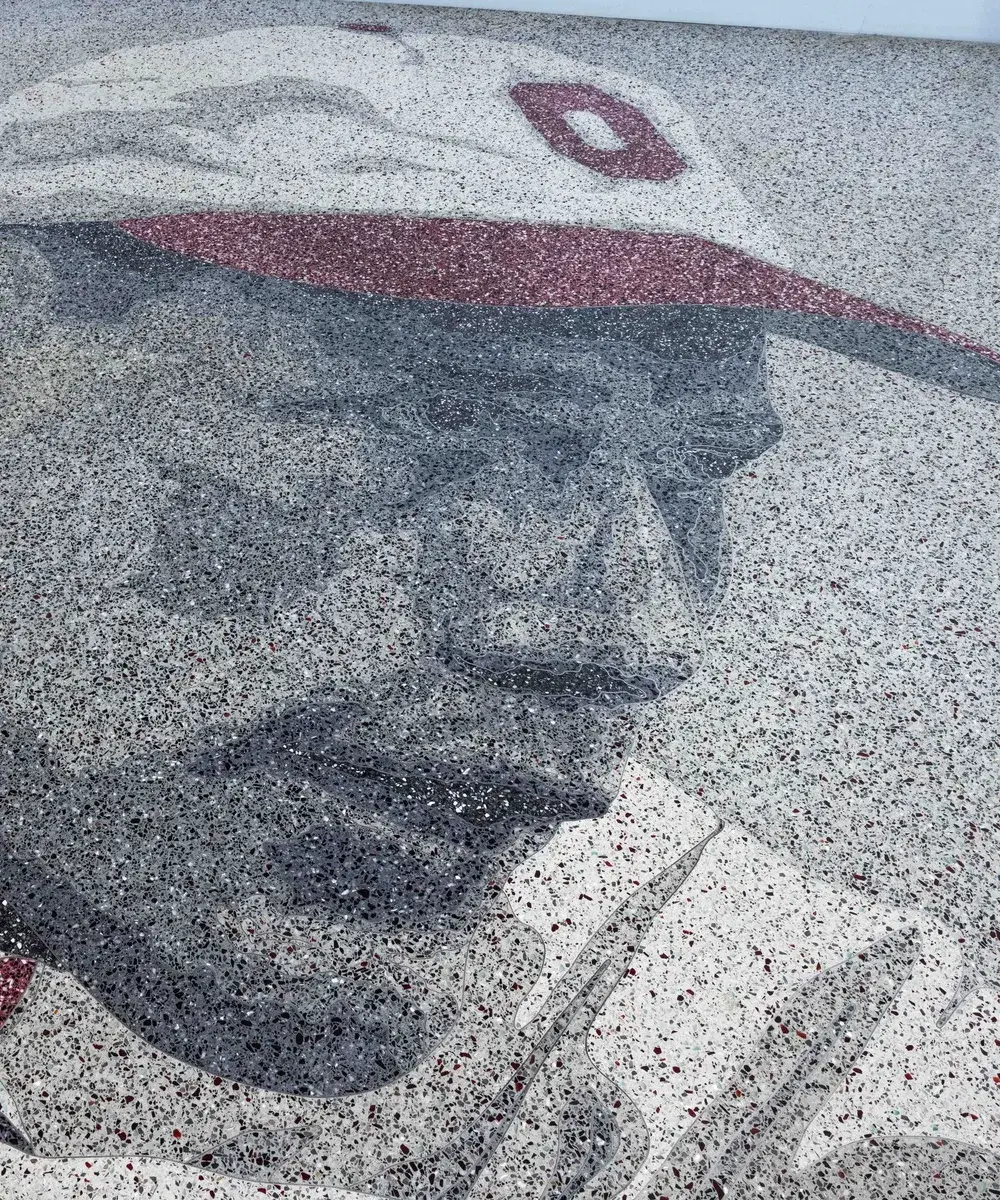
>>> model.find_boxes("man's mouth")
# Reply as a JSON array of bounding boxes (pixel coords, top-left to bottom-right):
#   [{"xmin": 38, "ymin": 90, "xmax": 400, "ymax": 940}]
[
  {"xmin": 186, "ymin": 701, "xmax": 615, "ymax": 927},
  {"xmin": 187, "ymin": 701, "xmax": 611, "ymax": 828}
]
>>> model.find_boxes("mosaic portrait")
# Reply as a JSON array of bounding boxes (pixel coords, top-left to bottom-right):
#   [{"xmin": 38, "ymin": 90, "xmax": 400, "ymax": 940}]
[{"xmin": 0, "ymin": 16, "xmax": 997, "ymax": 1200}]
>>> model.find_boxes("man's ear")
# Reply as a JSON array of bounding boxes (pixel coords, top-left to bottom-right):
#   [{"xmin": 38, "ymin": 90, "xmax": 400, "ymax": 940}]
[{"xmin": 763, "ymin": 309, "xmax": 1000, "ymax": 404}]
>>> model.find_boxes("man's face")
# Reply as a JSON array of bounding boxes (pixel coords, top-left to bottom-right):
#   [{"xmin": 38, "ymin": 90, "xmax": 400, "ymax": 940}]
[{"xmin": 0, "ymin": 227, "xmax": 780, "ymax": 1094}]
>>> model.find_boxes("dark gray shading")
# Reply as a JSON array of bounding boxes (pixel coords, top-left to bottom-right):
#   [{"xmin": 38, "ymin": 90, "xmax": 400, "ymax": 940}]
[
  {"xmin": 0, "ymin": 1108, "xmax": 33, "ymax": 1156},
  {"xmin": 168, "ymin": 286, "xmax": 774, "ymax": 639},
  {"xmin": 0, "ymin": 897, "xmax": 55, "ymax": 966},
  {"xmin": 648, "ymin": 928, "xmax": 921, "ymax": 1200},
  {"xmin": 270, "ymin": 820, "xmax": 489, "ymax": 920},
  {"xmin": 297, "ymin": 295, "xmax": 774, "ymax": 649},
  {"xmin": 364, "ymin": 829, "xmax": 718, "ymax": 1199},
  {"xmin": 0, "ymin": 821, "xmax": 437, "ymax": 1098},
  {"xmin": 768, "ymin": 310, "xmax": 1000, "ymax": 404},
  {"xmin": 439, "ymin": 647, "xmax": 689, "ymax": 706},
  {"xmin": 0, "ymin": 221, "xmax": 201, "ymax": 322},
  {"xmin": 189, "ymin": 700, "xmax": 611, "ymax": 826},
  {"xmin": 3, "ymin": 223, "xmax": 780, "ymax": 628},
  {"xmin": 645, "ymin": 478, "xmax": 727, "ymax": 607},
  {"xmin": 138, "ymin": 463, "xmax": 350, "ymax": 622},
  {"xmin": 0, "ymin": 713, "xmax": 595, "ymax": 1096}
]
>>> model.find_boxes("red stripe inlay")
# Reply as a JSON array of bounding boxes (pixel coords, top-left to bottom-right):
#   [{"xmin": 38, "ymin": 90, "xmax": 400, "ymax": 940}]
[{"xmin": 0, "ymin": 959, "xmax": 35, "ymax": 1028}]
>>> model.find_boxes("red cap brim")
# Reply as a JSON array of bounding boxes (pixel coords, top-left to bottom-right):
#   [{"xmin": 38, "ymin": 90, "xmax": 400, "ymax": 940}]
[{"xmin": 117, "ymin": 212, "xmax": 1000, "ymax": 367}]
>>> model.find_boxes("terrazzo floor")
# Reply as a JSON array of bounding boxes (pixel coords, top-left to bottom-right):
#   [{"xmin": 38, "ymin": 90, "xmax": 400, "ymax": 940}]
[{"xmin": 0, "ymin": 3, "xmax": 998, "ymax": 1197}]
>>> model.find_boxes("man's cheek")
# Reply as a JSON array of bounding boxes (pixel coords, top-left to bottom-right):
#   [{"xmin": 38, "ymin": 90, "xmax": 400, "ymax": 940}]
[
  {"xmin": 5, "ymin": 526, "xmax": 424, "ymax": 770},
  {"xmin": 146, "ymin": 525, "xmax": 426, "ymax": 745},
  {"xmin": 107, "ymin": 371, "xmax": 376, "ymax": 512}
]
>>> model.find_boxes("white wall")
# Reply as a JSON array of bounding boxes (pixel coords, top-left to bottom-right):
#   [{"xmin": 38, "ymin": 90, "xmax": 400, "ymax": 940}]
[{"xmin": 385, "ymin": 0, "xmax": 1000, "ymax": 42}]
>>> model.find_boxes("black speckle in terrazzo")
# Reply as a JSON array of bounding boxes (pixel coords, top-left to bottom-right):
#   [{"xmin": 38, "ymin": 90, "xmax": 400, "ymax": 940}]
[{"xmin": 0, "ymin": 11, "xmax": 996, "ymax": 1199}]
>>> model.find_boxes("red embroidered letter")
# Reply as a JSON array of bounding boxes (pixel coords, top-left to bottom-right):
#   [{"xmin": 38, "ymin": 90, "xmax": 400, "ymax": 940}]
[{"xmin": 510, "ymin": 82, "xmax": 686, "ymax": 181}]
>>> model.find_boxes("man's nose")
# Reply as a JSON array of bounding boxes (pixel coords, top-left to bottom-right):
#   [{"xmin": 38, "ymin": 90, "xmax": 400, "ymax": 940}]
[{"xmin": 418, "ymin": 447, "xmax": 702, "ymax": 704}]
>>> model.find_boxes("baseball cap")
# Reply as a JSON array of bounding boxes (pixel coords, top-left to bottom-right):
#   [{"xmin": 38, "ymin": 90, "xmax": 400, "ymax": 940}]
[{"xmin": 1, "ymin": 22, "xmax": 997, "ymax": 384}]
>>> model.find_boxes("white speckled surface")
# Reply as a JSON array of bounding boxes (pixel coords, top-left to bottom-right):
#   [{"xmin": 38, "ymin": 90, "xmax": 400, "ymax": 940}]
[{"xmin": 0, "ymin": 5, "xmax": 997, "ymax": 1198}]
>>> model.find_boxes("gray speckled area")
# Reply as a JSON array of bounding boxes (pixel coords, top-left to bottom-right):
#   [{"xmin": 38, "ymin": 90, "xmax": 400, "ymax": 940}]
[{"xmin": 0, "ymin": 6, "xmax": 997, "ymax": 1199}]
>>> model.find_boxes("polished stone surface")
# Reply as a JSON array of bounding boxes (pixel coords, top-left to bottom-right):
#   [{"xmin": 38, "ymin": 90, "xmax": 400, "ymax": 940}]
[{"xmin": 0, "ymin": 6, "xmax": 997, "ymax": 1198}]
